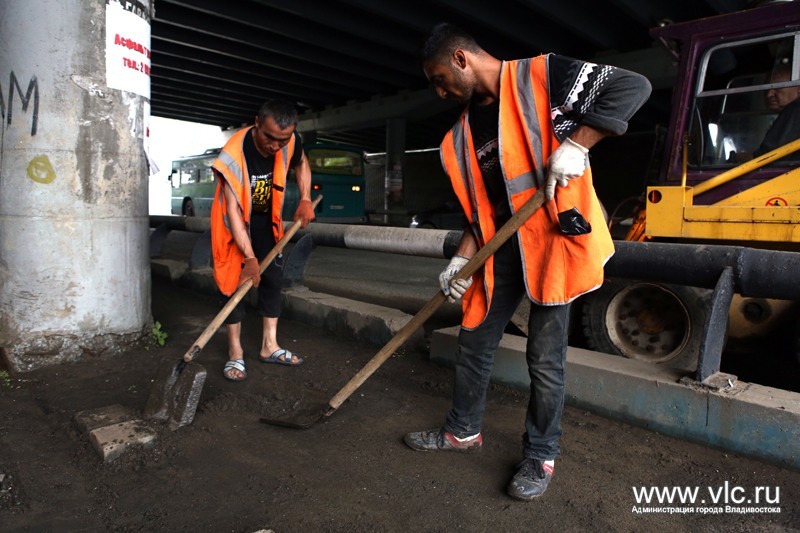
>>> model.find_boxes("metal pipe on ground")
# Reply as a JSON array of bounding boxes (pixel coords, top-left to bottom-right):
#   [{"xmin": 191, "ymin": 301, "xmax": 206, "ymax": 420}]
[
  {"xmin": 293, "ymin": 224, "xmax": 463, "ymax": 259},
  {"xmin": 149, "ymin": 216, "xmax": 464, "ymax": 259}
]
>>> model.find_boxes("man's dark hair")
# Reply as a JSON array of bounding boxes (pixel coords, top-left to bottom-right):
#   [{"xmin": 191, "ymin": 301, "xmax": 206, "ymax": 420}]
[
  {"xmin": 258, "ymin": 100, "xmax": 298, "ymax": 128},
  {"xmin": 419, "ymin": 23, "xmax": 482, "ymax": 65}
]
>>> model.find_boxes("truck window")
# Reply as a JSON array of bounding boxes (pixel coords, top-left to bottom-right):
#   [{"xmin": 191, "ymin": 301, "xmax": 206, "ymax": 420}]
[{"xmin": 688, "ymin": 33, "xmax": 800, "ymax": 167}]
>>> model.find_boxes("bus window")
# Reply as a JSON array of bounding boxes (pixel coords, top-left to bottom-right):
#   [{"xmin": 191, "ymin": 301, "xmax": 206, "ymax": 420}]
[
  {"xmin": 170, "ymin": 148, "xmax": 220, "ymax": 216},
  {"xmin": 308, "ymin": 149, "xmax": 363, "ymax": 176},
  {"xmin": 284, "ymin": 143, "xmax": 367, "ymax": 224}
]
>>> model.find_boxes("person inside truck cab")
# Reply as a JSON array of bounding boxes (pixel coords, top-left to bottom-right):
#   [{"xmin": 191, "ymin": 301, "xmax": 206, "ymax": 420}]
[{"xmin": 753, "ymin": 65, "xmax": 800, "ymax": 159}]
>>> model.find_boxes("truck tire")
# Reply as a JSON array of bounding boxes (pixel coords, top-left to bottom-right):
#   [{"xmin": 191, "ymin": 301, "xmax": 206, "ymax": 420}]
[{"xmin": 580, "ymin": 279, "xmax": 711, "ymax": 371}]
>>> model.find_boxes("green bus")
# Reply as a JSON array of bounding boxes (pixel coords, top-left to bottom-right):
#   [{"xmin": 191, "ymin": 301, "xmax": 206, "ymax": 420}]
[
  {"xmin": 169, "ymin": 143, "xmax": 366, "ymax": 222},
  {"xmin": 169, "ymin": 148, "xmax": 219, "ymax": 216}
]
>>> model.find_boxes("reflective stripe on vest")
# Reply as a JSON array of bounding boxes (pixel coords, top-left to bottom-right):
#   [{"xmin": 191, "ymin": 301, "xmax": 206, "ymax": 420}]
[
  {"xmin": 446, "ymin": 119, "xmax": 483, "ymax": 235},
  {"xmin": 511, "ymin": 58, "xmax": 546, "ymax": 190}
]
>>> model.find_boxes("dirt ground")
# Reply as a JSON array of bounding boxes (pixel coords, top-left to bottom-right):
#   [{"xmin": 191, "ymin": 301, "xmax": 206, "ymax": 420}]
[{"xmin": 1, "ymin": 278, "xmax": 798, "ymax": 532}]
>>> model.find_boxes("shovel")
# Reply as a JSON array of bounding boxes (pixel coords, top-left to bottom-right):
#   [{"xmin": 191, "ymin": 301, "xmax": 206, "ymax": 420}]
[
  {"xmin": 261, "ymin": 190, "xmax": 546, "ymax": 429},
  {"xmin": 143, "ymin": 195, "xmax": 323, "ymax": 429}
]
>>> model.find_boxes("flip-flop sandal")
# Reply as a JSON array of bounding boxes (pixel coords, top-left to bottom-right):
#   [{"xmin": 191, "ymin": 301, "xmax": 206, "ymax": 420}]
[
  {"xmin": 223, "ymin": 359, "xmax": 247, "ymax": 381},
  {"xmin": 259, "ymin": 348, "xmax": 304, "ymax": 366}
]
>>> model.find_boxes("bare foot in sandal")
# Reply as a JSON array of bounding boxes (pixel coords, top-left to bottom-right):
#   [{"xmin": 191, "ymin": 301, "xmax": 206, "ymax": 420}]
[
  {"xmin": 259, "ymin": 348, "xmax": 304, "ymax": 366},
  {"xmin": 224, "ymin": 355, "xmax": 247, "ymax": 381}
]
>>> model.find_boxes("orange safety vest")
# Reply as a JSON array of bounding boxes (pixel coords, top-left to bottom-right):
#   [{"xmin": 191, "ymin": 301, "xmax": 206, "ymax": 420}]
[
  {"xmin": 210, "ymin": 126, "xmax": 295, "ymax": 296},
  {"xmin": 439, "ymin": 55, "xmax": 614, "ymax": 329}
]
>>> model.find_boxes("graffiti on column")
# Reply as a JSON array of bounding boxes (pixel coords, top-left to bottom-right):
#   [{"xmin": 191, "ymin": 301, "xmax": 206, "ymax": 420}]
[{"xmin": 0, "ymin": 72, "xmax": 39, "ymax": 136}]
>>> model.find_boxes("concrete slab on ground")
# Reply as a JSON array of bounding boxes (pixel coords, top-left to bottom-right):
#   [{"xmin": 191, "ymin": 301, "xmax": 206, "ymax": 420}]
[
  {"xmin": 73, "ymin": 404, "xmax": 137, "ymax": 433},
  {"xmin": 431, "ymin": 325, "xmax": 800, "ymax": 471},
  {"xmin": 74, "ymin": 405, "xmax": 157, "ymax": 462},
  {"xmin": 88, "ymin": 420, "xmax": 157, "ymax": 463}
]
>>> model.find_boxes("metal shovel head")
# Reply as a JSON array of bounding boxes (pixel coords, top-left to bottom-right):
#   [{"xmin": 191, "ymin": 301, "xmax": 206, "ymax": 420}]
[
  {"xmin": 168, "ymin": 361, "xmax": 207, "ymax": 431},
  {"xmin": 260, "ymin": 403, "xmax": 332, "ymax": 430},
  {"xmin": 143, "ymin": 359, "xmax": 187, "ymax": 421}
]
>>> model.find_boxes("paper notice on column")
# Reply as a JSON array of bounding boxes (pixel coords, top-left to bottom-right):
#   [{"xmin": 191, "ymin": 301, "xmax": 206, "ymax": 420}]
[{"xmin": 105, "ymin": 0, "xmax": 151, "ymax": 99}]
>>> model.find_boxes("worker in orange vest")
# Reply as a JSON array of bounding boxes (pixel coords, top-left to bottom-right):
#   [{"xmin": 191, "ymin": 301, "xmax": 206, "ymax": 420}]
[
  {"xmin": 404, "ymin": 24, "xmax": 651, "ymax": 500},
  {"xmin": 210, "ymin": 100, "xmax": 315, "ymax": 381}
]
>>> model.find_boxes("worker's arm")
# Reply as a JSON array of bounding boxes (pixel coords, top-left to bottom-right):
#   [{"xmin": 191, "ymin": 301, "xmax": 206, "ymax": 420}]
[
  {"xmin": 221, "ymin": 178, "xmax": 255, "ymax": 259},
  {"xmin": 292, "ymin": 150, "xmax": 315, "ymax": 228},
  {"xmin": 453, "ymin": 228, "xmax": 479, "ymax": 259},
  {"xmin": 569, "ymin": 124, "xmax": 609, "ymax": 151},
  {"xmin": 545, "ymin": 55, "xmax": 651, "ymax": 200},
  {"xmin": 221, "ymin": 178, "xmax": 259, "ymax": 287},
  {"xmin": 549, "ymin": 55, "xmax": 652, "ymax": 138}
]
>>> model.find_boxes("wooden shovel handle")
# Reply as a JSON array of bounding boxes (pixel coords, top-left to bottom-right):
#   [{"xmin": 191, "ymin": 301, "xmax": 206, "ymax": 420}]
[
  {"xmin": 183, "ymin": 195, "xmax": 323, "ymax": 362},
  {"xmin": 327, "ymin": 190, "xmax": 545, "ymax": 411}
]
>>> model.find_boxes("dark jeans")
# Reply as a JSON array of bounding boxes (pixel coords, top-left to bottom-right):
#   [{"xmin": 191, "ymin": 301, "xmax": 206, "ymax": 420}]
[
  {"xmin": 221, "ymin": 212, "xmax": 283, "ymax": 324},
  {"xmin": 444, "ymin": 237, "xmax": 570, "ymax": 461}
]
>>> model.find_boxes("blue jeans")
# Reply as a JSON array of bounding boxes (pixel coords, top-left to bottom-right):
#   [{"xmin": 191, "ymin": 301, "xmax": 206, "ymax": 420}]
[{"xmin": 444, "ymin": 237, "xmax": 570, "ymax": 460}]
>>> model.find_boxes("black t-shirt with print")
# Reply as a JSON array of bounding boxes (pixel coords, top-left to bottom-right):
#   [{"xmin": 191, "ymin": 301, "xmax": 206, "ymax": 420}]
[
  {"xmin": 468, "ymin": 99, "xmax": 511, "ymax": 226},
  {"xmin": 243, "ymin": 129, "xmax": 304, "ymax": 214}
]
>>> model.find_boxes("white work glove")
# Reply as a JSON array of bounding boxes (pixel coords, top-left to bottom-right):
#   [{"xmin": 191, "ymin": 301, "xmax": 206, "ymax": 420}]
[
  {"xmin": 545, "ymin": 137, "xmax": 589, "ymax": 200},
  {"xmin": 439, "ymin": 255, "xmax": 473, "ymax": 303}
]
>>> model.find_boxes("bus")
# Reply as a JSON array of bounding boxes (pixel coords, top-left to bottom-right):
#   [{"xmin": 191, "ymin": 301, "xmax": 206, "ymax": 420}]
[
  {"xmin": 169, "ymin": 143, "xmax": 366, "ymax": 223},
  {"xmin": 170, "ymin": 148, "xmax": 219, "ymax": 216}
]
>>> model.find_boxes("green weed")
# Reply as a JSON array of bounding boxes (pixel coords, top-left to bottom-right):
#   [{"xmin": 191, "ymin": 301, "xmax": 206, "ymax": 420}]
[{"xmin": 151, "ymin": 321, "xmax": 168, "ymax": 347}]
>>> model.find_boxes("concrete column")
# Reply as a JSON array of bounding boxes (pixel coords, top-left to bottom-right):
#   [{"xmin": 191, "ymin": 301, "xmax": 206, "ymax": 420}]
[
  {"xmin": 0, "ymin": 0, "xmax": 153, "ymax": 372},
  {"xmin": 385, "ymin": 117, "xmax": 406, "ymax": 211}
]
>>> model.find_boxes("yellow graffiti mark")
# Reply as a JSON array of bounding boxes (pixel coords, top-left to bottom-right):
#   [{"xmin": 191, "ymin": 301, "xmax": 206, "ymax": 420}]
[{"xmin": 27, "ymin": 155, "xmax": 56, "ymax": 184}]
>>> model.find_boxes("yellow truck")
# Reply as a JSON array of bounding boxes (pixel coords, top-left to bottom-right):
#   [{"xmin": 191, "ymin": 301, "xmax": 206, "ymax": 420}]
[{"xmin": 580, "ymin": 2, "xmax": 800, "ymax": 379}]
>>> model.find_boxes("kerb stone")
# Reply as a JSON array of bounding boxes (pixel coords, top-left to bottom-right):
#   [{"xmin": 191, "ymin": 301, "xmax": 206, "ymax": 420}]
[{"xmin": 88, "ymin": 420, "xmax": 157, "ymax": 463}]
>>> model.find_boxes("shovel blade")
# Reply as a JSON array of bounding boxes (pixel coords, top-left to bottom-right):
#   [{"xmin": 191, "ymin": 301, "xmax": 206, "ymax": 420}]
[
  {"xmin": 168, "ymin": 362, "xmax": 207, "ymax": 430},
  {"xmin": 260, "ymin": 403, "xmax": 332, "ymax": 430},
  {"xmin": 143, "ymin": 359, "xmax": 186, "ymax": 421}
]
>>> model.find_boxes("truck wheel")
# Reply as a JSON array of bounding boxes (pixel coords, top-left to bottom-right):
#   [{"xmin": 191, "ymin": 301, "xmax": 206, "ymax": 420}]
[{"xmin": 580, "ymin": 279, "xmax": 711, "ymax": 371}]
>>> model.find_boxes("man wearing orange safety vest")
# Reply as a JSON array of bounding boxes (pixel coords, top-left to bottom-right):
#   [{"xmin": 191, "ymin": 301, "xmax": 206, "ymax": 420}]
[
  {"xmin": 404, "ymin": 24, "xmax": 651, "ymax": 500},
  {"xmin": 210, "ymin": 100, "xmax": 315, "ymax": 381}
]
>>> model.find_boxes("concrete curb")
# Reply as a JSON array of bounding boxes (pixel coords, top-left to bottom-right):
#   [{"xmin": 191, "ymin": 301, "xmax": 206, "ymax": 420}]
[
  {"xmin": 153, "ymin": 263, "xmax": 423, "ymax": 351},
  {"xmin": 431, "ymin": 326, "xmax": 800, "ymax": 471},
  {"xmin": 281, "ymin": 286, "xmax": 423, "ymax": 350}
]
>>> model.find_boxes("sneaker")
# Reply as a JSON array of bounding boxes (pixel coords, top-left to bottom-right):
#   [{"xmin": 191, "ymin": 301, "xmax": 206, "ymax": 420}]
[
  {"xmin": 404, "ymin": 428, "xmax": 483, "ymax": 453},
  {"xmin": 507, "ymin": 458, "xmax": 554, "ymax": 500}
]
